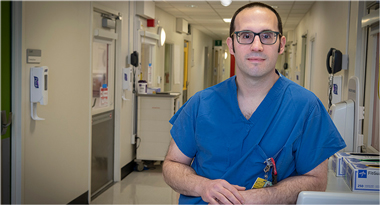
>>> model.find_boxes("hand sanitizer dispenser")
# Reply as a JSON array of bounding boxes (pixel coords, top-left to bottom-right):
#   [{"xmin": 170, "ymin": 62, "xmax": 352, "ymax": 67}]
[
  {"xmin": 122, "ymin": 67, "xmax": 132, "ymax": 100},
  {"xmin": 329, "ymin": 99, "xmax": 354, "ymax": 152},
  {"xmin": 30, "ymin": 66, "xmax": 48, "ymax": 120}
]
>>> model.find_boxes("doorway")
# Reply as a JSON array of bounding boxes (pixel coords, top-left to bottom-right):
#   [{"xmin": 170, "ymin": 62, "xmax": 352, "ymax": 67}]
[
  {"xmin": 164, "ymin": 43, "xmax": 173, "ymax": 92},
  {"xmin": 183, "ymin": 41, "xmax": 189, "ymax": 103},
  {"xmin": 300, "ymin": 34, "xmax": 307, "ymax": 87},
  {"xmin": 213, "ymin": 46, "xmax": 223, "ymax": 86},
  {"xmin": 363, "ymin": 2, "xmax": 379, "ymax": 153},
  {"xmin": 203, "ymin": 46, "xmax": 213, "ymax": 89},
  {"xmin": 91, "ymin": 6, "xmax": 119, "ymax": 199},
  {"xmin": 1, "ymin": 1, "xmax": 11, "ymax": 203}
]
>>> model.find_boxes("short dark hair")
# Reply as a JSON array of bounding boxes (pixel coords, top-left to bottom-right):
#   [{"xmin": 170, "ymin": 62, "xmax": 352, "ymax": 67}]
[{"xmin": 229, "ymin": 2, "xmax": 283, "ymax": 37}]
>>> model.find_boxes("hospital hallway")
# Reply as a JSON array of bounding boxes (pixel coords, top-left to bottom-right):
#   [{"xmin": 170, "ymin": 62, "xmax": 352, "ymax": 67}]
[
  {"xmin": 91, "ymin": 163, "xmax": 179, "ymax": 204},
  {"xmin": 1, "ymin": 0, "xmax": 379, "ymax": 204}
]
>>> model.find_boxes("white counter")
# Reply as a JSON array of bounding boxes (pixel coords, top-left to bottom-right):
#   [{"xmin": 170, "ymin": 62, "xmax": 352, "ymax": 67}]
[{"xmin": 296, "ymin": 159, "xmax": 379, "ymax": 204}]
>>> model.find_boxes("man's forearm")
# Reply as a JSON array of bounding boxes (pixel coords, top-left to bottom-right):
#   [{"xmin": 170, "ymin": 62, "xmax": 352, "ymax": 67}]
[
  {"xmin": 241, "ymin": 160, "xmax": 328, "ymax": 204},
  {"xmin": 163, "ymin": 159, "xmax": 247, "ymax": 204},
  {"xmin": 248, "ymin": 173, "xmax": 327, "ymax": 204},
  {"xmin": 162, "ymin": 159, "xmax": 207, "ymax": 197}
]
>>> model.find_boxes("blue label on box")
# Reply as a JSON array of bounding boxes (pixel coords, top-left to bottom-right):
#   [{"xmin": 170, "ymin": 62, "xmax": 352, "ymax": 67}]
[{"xmin": 358, "ymin": 170, "xmax": 367, "ymax": 178}]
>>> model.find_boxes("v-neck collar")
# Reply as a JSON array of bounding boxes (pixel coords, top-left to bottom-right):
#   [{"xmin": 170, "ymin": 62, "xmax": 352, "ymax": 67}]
[{"xmin": 231, "ymin": 73, "xmax": 287, "ymax": 124}]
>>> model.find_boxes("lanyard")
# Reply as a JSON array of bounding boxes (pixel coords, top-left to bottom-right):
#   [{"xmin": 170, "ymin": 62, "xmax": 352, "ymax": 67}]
[{"xmin": 263, "ymin": 157, "xmax": 278, "ymax": 185}]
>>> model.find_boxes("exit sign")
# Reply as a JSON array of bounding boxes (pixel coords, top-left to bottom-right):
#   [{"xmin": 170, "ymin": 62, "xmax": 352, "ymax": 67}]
[{"xmin": 215, "ymin": 40, "xmax": 222, "ymax": 46}]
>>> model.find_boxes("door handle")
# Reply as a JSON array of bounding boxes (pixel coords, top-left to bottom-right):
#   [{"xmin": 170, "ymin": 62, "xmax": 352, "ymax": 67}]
[{"xmin": 1, "ymin": 110, "xmax": 12, "ymax": 135}]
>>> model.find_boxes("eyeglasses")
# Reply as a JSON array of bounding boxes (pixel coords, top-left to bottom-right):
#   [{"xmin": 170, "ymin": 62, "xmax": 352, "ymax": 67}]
[{"xmin": 232, "ymin": 30, "xmax": 281, "ymax": 45}]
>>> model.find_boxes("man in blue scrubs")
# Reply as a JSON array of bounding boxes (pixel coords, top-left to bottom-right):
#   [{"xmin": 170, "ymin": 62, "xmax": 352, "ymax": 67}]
[{"xmin": 163, "ymin": 2, "xmax": 346, "ymax": 204}]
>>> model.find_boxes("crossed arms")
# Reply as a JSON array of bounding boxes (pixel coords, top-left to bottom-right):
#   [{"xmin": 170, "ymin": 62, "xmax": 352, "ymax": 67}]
[{"xmin": 162, "ymin": 139, "xmax": 328, "ymax": 204}]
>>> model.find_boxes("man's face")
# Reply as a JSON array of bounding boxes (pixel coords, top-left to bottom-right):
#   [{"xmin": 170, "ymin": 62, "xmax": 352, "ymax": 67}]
[{"xmin": 227, "ymin": 7, "xmax": 286, "ymax": 79}]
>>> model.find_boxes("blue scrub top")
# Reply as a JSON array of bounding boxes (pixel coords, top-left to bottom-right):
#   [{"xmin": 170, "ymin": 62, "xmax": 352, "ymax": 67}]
[{"xmin": 170, "ymin": 75, "xmax": 346, "ymax": 204}]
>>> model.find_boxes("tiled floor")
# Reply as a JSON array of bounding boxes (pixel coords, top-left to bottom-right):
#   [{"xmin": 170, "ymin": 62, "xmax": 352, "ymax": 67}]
[{"xmin": 91, "ymin": 164, "xmax": 179, "ymax": 204}]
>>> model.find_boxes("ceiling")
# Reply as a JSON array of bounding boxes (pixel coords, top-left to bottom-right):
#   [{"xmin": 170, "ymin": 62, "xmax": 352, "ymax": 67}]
[{"xmin": 154, "ymin": 0, "xmax": 315, "ymax": 40}]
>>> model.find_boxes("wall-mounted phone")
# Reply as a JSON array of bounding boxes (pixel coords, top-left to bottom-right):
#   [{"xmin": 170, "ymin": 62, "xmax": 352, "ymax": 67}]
[
  {"xmin": 122, "ymin": 67, "xmax": 132, "ymax": 101},
  {"xmin": 326, "ymin": 48, "xmax": 345, "ymax": 109},
  {"xmin": 326, "ymin": 48, "xmax": 349, "ymax": 109},
  {"xmin": 130, "ymin": 51, "xmax": 139, "ymax": 93},
  {"xmin": 131, "ymin": 51, "xmax": 139, "ymax": 67},
  {"xmin": 326, "ymin": 48, "xmax": 343, "ymax": 74},
  {"xmin": 30, "ymin": 66, "xmax": 48, "ymax": 120}
]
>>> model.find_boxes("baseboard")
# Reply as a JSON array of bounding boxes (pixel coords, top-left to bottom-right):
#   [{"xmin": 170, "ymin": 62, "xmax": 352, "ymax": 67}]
[
  {"xmin": 121, "ymin": 160, "xmax": 136, "ymax": 180},
  {"xmin": 68, "ymin": 191, "xmax": 89, "ymax": 204}
]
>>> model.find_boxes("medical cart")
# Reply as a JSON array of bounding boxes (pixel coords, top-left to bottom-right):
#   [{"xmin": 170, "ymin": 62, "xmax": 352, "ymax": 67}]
[{"xmin": 135, "ymin": 93, "xmax": 180, "ymax": 170}]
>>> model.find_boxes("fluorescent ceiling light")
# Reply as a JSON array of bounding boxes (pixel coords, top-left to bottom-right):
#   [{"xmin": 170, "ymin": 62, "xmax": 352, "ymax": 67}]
[{"xmin": 223, "ymin": 18, "xmax": 231, "ymax": 23}]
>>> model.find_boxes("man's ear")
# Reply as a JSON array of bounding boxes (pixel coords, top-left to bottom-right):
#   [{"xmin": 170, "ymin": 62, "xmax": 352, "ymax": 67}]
[
  {"xmin": 226, "ymin": 37, "xmax": 235, "ymax": 55},
  {"xmin": 278, "ymin": 36, "xmax": 286, "ymax": 54}
]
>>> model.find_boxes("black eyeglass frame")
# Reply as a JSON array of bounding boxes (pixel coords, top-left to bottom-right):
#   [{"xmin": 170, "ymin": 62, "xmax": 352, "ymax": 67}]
[{"xmin": 232, "ymin": 30, "xmax": 282, "ymax": 45}]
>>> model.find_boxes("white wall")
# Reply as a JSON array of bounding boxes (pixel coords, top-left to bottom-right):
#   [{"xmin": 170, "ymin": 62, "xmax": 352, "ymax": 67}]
[
  {"xmin": 188, "ymin": 27, "xmax": 214, "ymax": 97},
  {"xmin": 22, "ymin": 2, "xmax": 91, "ymax": 203},
  {"xmin": 18, "ymin": 2, "xmax": 218, "ymax": 203},
  {"xmin": 289, "ymin": 1, "xmax": 359, "ymax": 109}
]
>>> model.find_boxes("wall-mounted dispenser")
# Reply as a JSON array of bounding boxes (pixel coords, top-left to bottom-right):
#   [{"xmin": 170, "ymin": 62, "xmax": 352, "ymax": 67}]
[
  {"xmin": 122, "ymin": 67, "xmax": 132, "ymax": 100},
  {"xmin": 329, "ymin": 100, "xmax": 354, "ymax": 152},
  {"xmin": 30, "ymin": 66, "xmax": 48, "ymax": 120},
  {"xmin": 329, "ymin": 76, "xmax": 364, "ymax": 153}
]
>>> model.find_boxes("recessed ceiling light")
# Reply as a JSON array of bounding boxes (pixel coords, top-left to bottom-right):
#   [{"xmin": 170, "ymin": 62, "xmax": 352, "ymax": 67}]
[
  {"xmin": 271, "ymin": 5, "xmax": 279, "ymax": 9},
  {"xmin": 223, "ymin": 18, "xmax": 231, "ymax": 23},
  {"xmin": 221, "ymin": 0, "xmax": 232, "ymax": 7},
  {"xmin": 186, "ymin": 5, "xmax": 197, "ymax": 8}
]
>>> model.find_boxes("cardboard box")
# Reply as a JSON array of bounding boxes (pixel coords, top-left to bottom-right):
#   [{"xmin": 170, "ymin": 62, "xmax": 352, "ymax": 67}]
[
  {"xmin": 147, "ymin": 87, "xmax": 161, "ymax": 94},
  {"xmin": 331, "ymin": 152, "xmax": 346, "ymax": 176},
  {"xmin": 331, "ymin": 152, "xmax": 379, "ymax": 177},
  {"xmin": 343, "ymin": 157, "xmax": 379, "ymax": 192}
]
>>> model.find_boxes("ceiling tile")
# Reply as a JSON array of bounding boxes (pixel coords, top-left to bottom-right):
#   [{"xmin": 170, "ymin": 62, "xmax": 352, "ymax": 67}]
[
  {"xmin": 289, "ymin": 9, "xmax": 308, "ymax": 14},
  {"xmin": 287, "ymin": 13, "xmax": 306, "ymax": 18}
]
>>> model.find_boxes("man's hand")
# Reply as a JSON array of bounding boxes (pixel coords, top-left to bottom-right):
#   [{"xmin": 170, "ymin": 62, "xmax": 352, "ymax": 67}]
[
  {"xmin": 200, "ymin": 179, "xmax": 246, "ymax": 204},
  {"xmin": 163, "ymin": 140, "xmax": 246, "ymax": 204}
]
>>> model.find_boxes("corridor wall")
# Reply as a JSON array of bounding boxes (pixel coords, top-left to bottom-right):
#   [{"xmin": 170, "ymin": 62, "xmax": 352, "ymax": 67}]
[
  {"xmin": 22, "ymin": 2, "xmax": 91, "ymax": 203},
  {"xmin": 290, "ymin": 1, "xmax": 360, "ymax": 109}
]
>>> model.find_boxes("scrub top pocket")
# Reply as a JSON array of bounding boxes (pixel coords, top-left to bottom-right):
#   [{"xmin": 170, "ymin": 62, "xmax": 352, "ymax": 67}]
[
  {"xmin": 215, "ymin": 144, "xmax": 270, "ymax": 189},
  {"xmin": 242, "ymin": 144, "xmax": 271, "ymax": 188}
]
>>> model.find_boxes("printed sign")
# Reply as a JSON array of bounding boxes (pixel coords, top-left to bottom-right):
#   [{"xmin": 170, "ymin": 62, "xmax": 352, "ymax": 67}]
[{"xmin": 100, "ymin": 87, "xmax": 108, "ymax": 107}]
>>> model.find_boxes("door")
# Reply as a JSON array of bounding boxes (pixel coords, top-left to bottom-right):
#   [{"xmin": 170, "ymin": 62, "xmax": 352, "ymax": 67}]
[
  {"xmin": 1, "ymin": 2, "xmax": 11, "ymax": 203},
  {"xmin": 91, "ymin": 7, "xmax": 118, "ymax": 199},
  {"xmin": 300, "ymin": 34, "xmax": 307, "ymax": 87},
  {"xmin": 363, "ymin": 2, "xmax": 379, "ymax": 153},
  {"xmin": 305, "ymin": 35, "xmax": 316, "ymax": 91},
  {"xmin": 164, "ymin": 44, "xmax": 173, "ymax": 92},
  {"xmin": 183, "ymin": 41, "xmax": 189, "ymax": 103},
  {"xmin": 203, "ymin": 47, "xmax": 213, "ymax": 89},
  {"xmin": 213, "ymin": 47, "xmax": 222, "ymax": 86}
]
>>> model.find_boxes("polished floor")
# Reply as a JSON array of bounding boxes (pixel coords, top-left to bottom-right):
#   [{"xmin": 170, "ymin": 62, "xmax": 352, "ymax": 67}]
[{"xmin": 91, "ymin": 164, "xmax": 179, "ymax": 204}]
